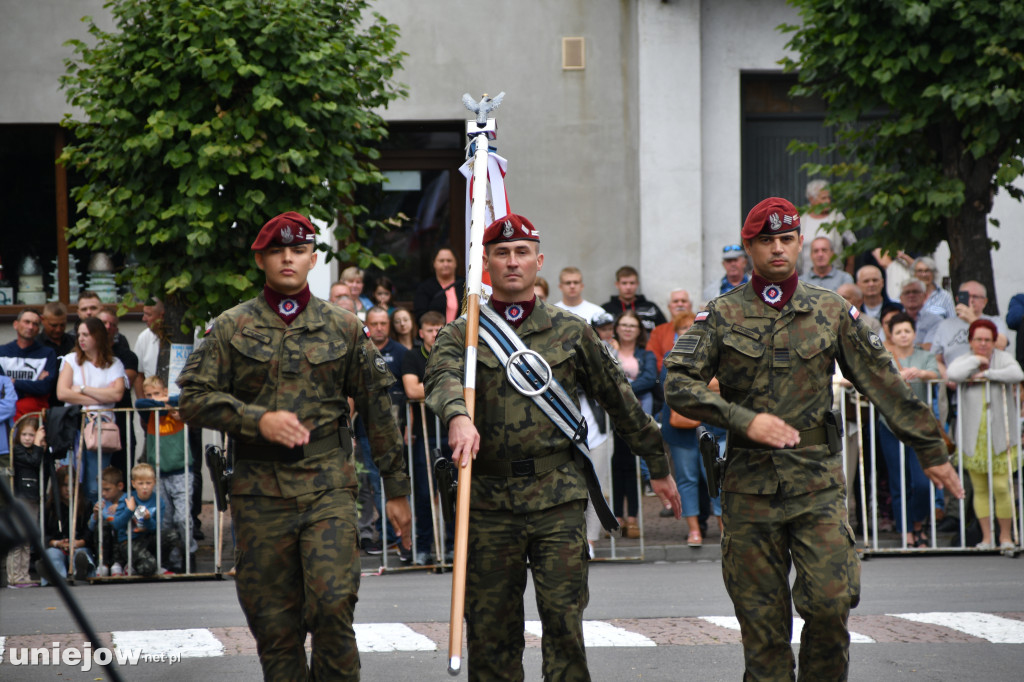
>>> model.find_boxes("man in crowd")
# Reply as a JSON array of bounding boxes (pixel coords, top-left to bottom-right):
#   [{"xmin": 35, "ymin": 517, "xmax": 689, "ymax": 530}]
[
  {"xmin": 0, "ymin": 309, "xmax": 57, "ymax": 420},
  {"xmin": 76, "ymin": 291, "xmax": 104, "ymax": 319},
  {"xmin": 601, "ymin": 265, "xmax": 666, "ymax": 332},
  {"xmin": 554, "ymin": 266, "xmax": 604, "ymax": 323},
  {"xmin": 39, "ymin": 301, "xmax": 76, "ymax": 359},
  {"xmin": 702, "ymin": 245, "xmax": 750, "ymax": 306},
  {"xmin": 665, "ymin": 196, "xmax": 962, "ymax": 681},
  {"xmin": 802, "ymin": 236, "xmax": 853, "ymax": 292},
  {"xmin": 401, "ymin": 310, "xmax": 449, "ymax": 565},
  {"xmin": 797, "ymin": 179, "xmax": 856, "ymax": 276},
  {"xmin": 648, "ymin": 287, "xmax": 693, "ymax": 371},
  {"xmin": 837, "ymin": 283, "xmax": 882, "ymax": 335},
  {"xmin": 178, "ymin": 211, "xmax": 411, "ymax": 680},
  {"xmin": 855, "ymin": 265, "xmax": 900, "ymax": 320},
  {"xmin": 897, "ymin": 278, "xmax": 942, "ymax": 348},
  {"xmin": 930, "ymin": 280, "xmax": 1009, "ymax": 365},
  {"xmin": 134, "ymin": 298, "xmax": 164, "ymax": 399},
  {"xmin": 426, "ymin": 213, "xmax": 680, "ymax": 680}
]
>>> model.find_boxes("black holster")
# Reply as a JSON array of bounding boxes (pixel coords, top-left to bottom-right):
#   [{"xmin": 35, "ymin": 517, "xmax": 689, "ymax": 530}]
[{"xmin": 824, "ymin": 409, "xmax": 844, "ymax": 456}]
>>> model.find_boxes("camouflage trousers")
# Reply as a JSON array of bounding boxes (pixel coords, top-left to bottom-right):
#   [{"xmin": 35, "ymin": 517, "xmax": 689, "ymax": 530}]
[
  {"xmin": 721, "ymin": 485, "xmax": 860, "ymax": 682},
  {"xmin": 466, "ymin": 499, "xmax": 590, "ymax": 682},
  {"xmin": 232, "ymin": 490, "xmax": 361, "ymax": 682}
]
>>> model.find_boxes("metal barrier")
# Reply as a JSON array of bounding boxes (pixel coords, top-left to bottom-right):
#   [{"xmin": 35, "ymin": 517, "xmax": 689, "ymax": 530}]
[
  {"xmin": 837, "ymin": 379, "xmax": 1022, "ymax": 557},
  {"xmin": 46, "ymin": 405, "xmax": 218, "ymax": 582}
]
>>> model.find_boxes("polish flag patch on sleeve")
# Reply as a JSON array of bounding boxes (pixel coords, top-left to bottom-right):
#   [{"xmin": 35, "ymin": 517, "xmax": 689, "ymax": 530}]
[
  {"xmin": 695, "ymin": 311, "xmax": 710, "ymax": 322},
  {"xmin": 849, "ymin": 306, "xmax": 860, "ymax": 320}
]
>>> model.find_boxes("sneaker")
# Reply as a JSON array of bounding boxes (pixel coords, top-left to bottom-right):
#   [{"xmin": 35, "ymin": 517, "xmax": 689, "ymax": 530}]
[
  {"xmin": 98, "ymin": 565, "xmax": 110, "ymax": 577},
  {"xmin": 659, "ymin": 507, "xmax": 674, "ymax": 518},
  {"xmin": 360, "ymin": 538, "xmax": 383, "ymax": 556},
  {"xmin": 74, "ymin": 552, "xmax": 91, "ymax": 581},
  {"xmin": 414, "ymin": 552, "xmax": 435, "ymax": 567},
  {"xmin": 111, "ymin": 563, "xmax": 124, "ymax": 576},
  {"xmin": 643, "ymin": 482, "xmax": 656, "ymax": 497},
  {"xmin": 975, "ymin": 541, "xmax": 995, "ymax": 550},
  {"xmin": 587, "ymin": 541, "xmax": 596, "ymax": 561},
  {"xmin": 397, "ymin": 543, "xmax": 413, "ymax": 565},
  {"xmin": 159, "ymin": 568, "xmax": 175, "ymax": 576}
]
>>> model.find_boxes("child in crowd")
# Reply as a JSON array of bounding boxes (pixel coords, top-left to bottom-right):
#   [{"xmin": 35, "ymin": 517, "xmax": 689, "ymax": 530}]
[
  {"xmin": 6, "ymin": 419, "xmax": 46, "ymax": 587},
  {"xmin": 136, "ymin": 376, "xmax": 198, "ymax": 570},
  {"xmin": 40, "ymin": 465, "xmax": 95, "ymax": 585},
  {"xmin": 112, "ymin": 462, "xmax": 181, "ymax": 576},
  {"xmin": 88, "ymin": 466, "xmax": 124, "ymax": 576}
]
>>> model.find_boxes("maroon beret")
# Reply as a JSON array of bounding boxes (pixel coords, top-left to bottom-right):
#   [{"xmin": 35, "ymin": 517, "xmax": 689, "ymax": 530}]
[
  {"xmin": 740, "ymin": 197, "xmax": 801, "ymax": 240},
  {"xmin": 482, "ymin": 214, "xmax": 539, "ymax": 246},
  {"xmin": 250, "ymin": 212, "xmax": 317, "ymax": 251}
]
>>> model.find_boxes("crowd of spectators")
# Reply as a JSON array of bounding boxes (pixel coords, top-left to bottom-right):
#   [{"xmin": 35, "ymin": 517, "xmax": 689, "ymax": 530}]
[{"xmin": 4, "ymin": 189, "xmax": 1023, "ymax": 586}]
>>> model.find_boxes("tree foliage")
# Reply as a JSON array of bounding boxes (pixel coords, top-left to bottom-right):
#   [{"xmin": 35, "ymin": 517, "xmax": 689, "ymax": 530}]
[
  {"xmin": 59, "ymin": 0, "xmax": 406, "ymax": 334},
  {"xmin": 781, "ymin": 0, "xmax": 1024, "ymax": 310}
]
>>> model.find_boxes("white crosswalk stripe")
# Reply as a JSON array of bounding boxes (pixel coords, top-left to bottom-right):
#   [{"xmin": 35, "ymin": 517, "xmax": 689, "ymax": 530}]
[
  {"xmin": 699, "ymin": 616, "xmax": 876, "ymax": 643},
  {"xmin": 111, "ymin": 628, "xmax": 225, "ymax": 658},
  {"xmin": 890, "ymin": 612, "xmax": 1024, "ymax": 643},
  {"xmin": 355, "ymin": 623, "xmax": 437, "ymax": 652},
  {"xmin": 524, "ymin": 620, "xmax": 657, "ymax": 647},
  {"xmin": 0, "ymin": 635, "xmax": 6, "ymax": 663}
]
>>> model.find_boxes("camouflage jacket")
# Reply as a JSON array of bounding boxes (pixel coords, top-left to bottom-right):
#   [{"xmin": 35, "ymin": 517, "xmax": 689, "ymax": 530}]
[
  {"xmin": 664, "ymin": 280, "xmax": 948, "ymax": 497},
  {"xmin": 424, "ymin": 299, "xmax": 669, "ymax": 513},
  {"xmin": 177, "ymin": 293, "xmax": 410, "ymax": 500}
]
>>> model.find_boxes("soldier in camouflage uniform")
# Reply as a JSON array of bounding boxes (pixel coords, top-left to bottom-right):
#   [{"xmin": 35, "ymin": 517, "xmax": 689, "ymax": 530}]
[
  {"xmin": 664, "ymin": 197, "xmax": 963, "ymax": 681},
  {"xmin": 177, "ymin": 212, "xmax": 412, "ymax": 682},
  {"xmin": 425, "ymin": 214, "xmax": 681, "ymax": 682}
]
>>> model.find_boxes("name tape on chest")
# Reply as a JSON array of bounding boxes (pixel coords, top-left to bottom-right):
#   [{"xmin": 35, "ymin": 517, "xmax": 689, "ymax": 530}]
[{"xmin": 242, "ymin": 327, "xmax": 271, "ymax": 345}]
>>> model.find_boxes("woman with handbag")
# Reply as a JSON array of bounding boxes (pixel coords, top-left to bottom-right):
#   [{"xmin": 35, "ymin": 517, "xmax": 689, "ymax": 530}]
[
  {"xmin": 660, "ymin": 312, "xmax": 722, "ymax": 547},
  {"xmin": 56, "ymin": 316, "xmax": 127, "ymax": 507}
]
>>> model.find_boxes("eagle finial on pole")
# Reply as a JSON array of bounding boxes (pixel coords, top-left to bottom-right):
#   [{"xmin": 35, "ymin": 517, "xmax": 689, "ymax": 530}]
[{"xmin": 462, "ymin": 92, "xmax": 505, "ymax": 127}]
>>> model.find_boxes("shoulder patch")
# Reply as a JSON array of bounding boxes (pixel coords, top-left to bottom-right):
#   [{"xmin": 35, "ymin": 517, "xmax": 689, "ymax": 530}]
[
  {"xmin": 869, "ymin": 333, "xmax": 883, "ymax": 350},
  {"xmin": 849, "ymin": 306, "xmax": 860, "ymax": 320},
  {"xmin": 694, "ymin": 311, "xmax": 709, "ymax": 323},
  {"xmin": 362, "ymin": 325, "xmax": 370, "ymax": 338},
  {"xmin": 374, "ymin": 355, "xmax": 387, "ymax": 374},
  {"xmin": 241, "ymin": 327, "xmax": 271, "ymax": 344}
]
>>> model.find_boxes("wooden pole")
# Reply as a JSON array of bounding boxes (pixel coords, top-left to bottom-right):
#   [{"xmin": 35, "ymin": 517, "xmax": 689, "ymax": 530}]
[{"xmin": 448, "ymin": 96, "xmax": 500, "ymax": 676}]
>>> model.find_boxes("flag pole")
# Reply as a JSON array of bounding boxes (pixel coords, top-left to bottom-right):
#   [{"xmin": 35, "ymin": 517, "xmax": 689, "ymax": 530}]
[{"xmin": 448, "ymin": 92, "xmax": 503, "ymax": 676}]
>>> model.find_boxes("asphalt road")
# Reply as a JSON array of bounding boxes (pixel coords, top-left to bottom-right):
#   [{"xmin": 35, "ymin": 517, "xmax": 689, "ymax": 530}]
[{"xmin": 1, "ymin": 553, "xmax": 1022, "ymax": 681}]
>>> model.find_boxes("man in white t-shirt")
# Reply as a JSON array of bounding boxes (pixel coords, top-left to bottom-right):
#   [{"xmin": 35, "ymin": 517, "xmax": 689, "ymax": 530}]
[
  {"xmin": 133, "ymin": 298, "xmax": 163, "ymax": 397},
  {"xmin": 553, "ymin": 266, "xmax": 604, "ymax": 323}
]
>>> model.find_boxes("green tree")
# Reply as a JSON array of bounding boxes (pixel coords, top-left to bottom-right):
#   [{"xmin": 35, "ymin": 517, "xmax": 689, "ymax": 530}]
[
  {"xmin": 59, "ymin": 0, "xmax": 405, "ymax": 371},
  {"xmin": 781, "ymin": 0, "xmax": 1024, "ymax": 312}
]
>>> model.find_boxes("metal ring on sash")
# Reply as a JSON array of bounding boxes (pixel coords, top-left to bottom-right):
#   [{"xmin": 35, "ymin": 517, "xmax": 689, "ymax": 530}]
[{"xmin": 505, "ymin": 349, "xmax": 553, "ymax": 397}]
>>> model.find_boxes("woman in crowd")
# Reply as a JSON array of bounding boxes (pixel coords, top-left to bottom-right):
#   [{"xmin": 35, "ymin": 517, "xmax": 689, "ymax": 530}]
[
  {"xmin": 534, "ymin": 276, "xmax": 549, "ymax": 302},
  {"xmin": 947, "ymin": 319, "xmax": 1023, "ymax": 550},
  {"xmin": 877, "ymin": 313, "xmax": 940, "ymax": 547},
  {"xmin": 609, "ymin": 310, "xmax": 657, "ymax": 538},
  {"xmin": 390, "ymin": 307, "xmax": 418, "ymax": 350},
  {"xmin": 55, "ymin": 317, "xmax": 127, "ymax": 506},
  {"xmin": 913, "ymin": 256, "xmax": 956, "ymax": 319},
  {"xmin": 372, "ymin": 276, "xmax": 397, "ymax": 315},
  {"xmin": 40, "ymin": 465, "xmax": 95, "ymax": 584},
  {"xmin": 413, "ymin": 247, "xmax": 465, "ymax": 323},
  {"xmin": 659, "ymin": 312, "xmax": 721, "ymax": 547}
]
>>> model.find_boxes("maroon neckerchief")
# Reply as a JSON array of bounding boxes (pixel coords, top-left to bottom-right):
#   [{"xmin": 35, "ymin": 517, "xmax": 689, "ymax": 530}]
[
  {"xmin": 263, "ymin": 284, "xmax": 311, "ymax": 324},
  {"xmin": 750, "ymin": 272, "xmax": 798, "ymax": 311},
  {"xmin": 490, "ymin": 296, "xmax": 536, "ymax": 329}
]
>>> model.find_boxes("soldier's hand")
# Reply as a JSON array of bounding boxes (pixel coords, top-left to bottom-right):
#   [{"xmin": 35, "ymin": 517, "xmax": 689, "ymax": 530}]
[
  {"xmin": 385, "ymin": 497, "xmax": 413, "ymax": 551},
  {"xmin": 258, "ymin": 411, "xmax": 311, "ymax": 448},
  {"xmin": 924, "ymin": 462, "xmax": 965, "ymax": 500},
  {"xmin": 448, "ymin": 415, "xmax": 480, "ymax": 468},
  {"xmin": 746, "ymin": 413, "xmax": 800, "ymax": 449},
  {"xmin": 651, "ymin": 475, "xmax": 682, "ymax": 519}
]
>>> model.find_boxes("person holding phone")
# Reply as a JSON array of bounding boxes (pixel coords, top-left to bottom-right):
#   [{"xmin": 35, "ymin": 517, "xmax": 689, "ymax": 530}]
[{"xmin": 928, "ymin": 281, "xmax": 1009, "ymax": 366}]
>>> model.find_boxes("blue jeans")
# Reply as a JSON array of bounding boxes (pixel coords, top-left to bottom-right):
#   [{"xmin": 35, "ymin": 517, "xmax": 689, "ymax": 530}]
[
  {"xmin": 878, "ymin": 421, "xmax": 931, "ymax": 533},
  {"xmin": 80, "ymin": 448, "xmax": 111, "ymax": 508},
  {"xmin": 41, "ymin": 547, "xmax": 95, "ymax": 586},
  {"xmin": 668, "ymin": 429, "xmax": 722, "ymax": 518}
]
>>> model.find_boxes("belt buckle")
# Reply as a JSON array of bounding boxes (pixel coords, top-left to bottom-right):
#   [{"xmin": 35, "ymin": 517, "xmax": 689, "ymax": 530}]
[{"xmin": 510, "ymin": 459, "xmax": 534, "ymax": 477}]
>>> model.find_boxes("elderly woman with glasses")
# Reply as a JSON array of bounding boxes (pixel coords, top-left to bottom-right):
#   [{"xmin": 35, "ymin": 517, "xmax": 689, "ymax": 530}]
[{"xmin": 913, "ymin": 257, "xmax": 956, "ymax": 319}]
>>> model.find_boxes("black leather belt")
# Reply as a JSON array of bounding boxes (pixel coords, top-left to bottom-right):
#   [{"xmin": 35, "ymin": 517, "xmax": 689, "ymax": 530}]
[
  {"xmin": 235, "ymin": 424, "xmax": 349, "ymax": 463},
  {"xmin": 472, "ymin": 451, "xmax": 574, "ymax": 477},
  {"xmin": 729, "ymin": 425, "xmax": 828, "ymax": 451}
]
